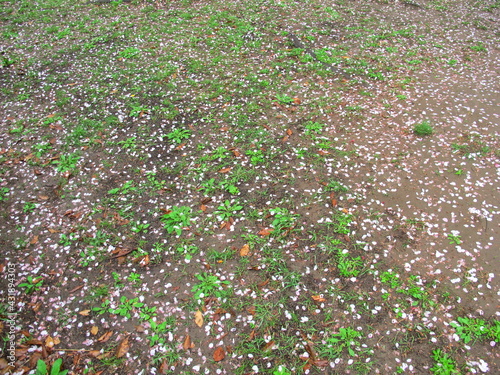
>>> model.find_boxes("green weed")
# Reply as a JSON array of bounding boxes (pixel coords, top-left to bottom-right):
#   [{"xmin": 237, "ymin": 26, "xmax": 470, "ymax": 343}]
[
  {"xmin": 413, "ymin": 120, "xmax": 433, "ymax": 136},
  {"xmin": 160, "ymin": 206, "xmax": 193, "ymax": 235}
]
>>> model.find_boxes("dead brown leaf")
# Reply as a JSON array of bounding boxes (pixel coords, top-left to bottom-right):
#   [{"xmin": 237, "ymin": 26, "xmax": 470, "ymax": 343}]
[
  {"xmin": 79, "ymin": 310, "xmax": 91, "ymax": 316},
  {"xmin": 286, "ymin": 128, "xmax": 293, "ymax": 135},
  {"xmin": 239, "ymin": 244, "xmax": 250, "ymax": 257},
  {"xmin": 194, "ymin": 310, "xmax": 203, "ymax": 327},
  {"xmin": 182, "ymin": 334, "xmax": 194, "ymax": 350},
  {"xmin": 90, "ymin": 326, "xmax": 99, "ymax": 336},
  {"xmin": 115, "ymin": 337, "xmax": 129, "ymax": 358},
  {"xmin": 218, "ymin": 167, "xmax": 231, "ymax": 173},
  {"xmin": 30, "ymin": 235, "xmax": 39, "ymax": 245},
  {"xmin": 97, "ymin": 331, "xmax": 113, "ymax": 343},
  {"xmin": 213, "ymin": 346, "xmax": 225, "ymax": 362},
  {"xmin": 262, "ymin": 340, "xmax": 275, "ymax": 352},
  {"xmin": 258, "ymin": 228, "xmax": 273, "ymax": 236},
  {"xmin": 44, "ymin": 336, "xmax": 55, "ymax": 349},
  {"xmin": 312, "ymin": 295, "xmax": 326, "ymax": 303}
]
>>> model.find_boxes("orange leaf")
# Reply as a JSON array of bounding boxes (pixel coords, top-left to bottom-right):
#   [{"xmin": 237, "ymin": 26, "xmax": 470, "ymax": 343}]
[
  {"xmin": 218, "ymin": 167, "xmax": 231, "ymax": 173},
  {"xmin": 195, "ymin": 310, "xmax": 203, "ymax": 327},
  {"xmin": 232, "ymin": 149, "xmax": 241, "ymax": 157},
  {"xmin": 79, "ymin": 310, "xmax": 91, "ymax": 316},
  {"xmin": 258, "ymin": 228, "xmax": 273, "ymax": 236},
  {"xmin": 175, "ymin": 143, "xmax": 186, "ymax": 150},
  {"xmin": 317, "ymin": 150, "xmax": 330, "ymax": 156},
  {"xmin": 90, "ymin": 326, "xmax": 99, "ymax": 336},
  {"xmin": 200, "ymin": 204, "xmax": 207, "ymax": 212},
  {"xmin": 115, "ymin": 337, "xmax": 129, "ymax": 358},
  {"xmin": 239, "ymin": 244, "xmax": 250, "ymax": 257},
  {"xmin": 183, "ymin": 334, "xmax": 194, "ymax": 350},
  {"xmin": 312, "ymin": 295, "xmax": 326, "ymax": 303},
  {"xmin": 213, "ymin": 346, "xmax": 225, "ymax": 362},
  {"xmin": 286, "ymin": 129, "xmax": 293, "ymax": 135},
  {"xmin": 293, "ymin": 97, "xmax": 301, "ymax": 105},
  {"xmin": 44, "ymin": 336, "xmax": 55, "ymax": 349},
  {"xmin": 30, "ymin": 235, "xmax": 39, "ymax": 245},
  {"xmin": 97, "ymin": 331, "xmax": 113, "ymax": 343},
  {"xmin": 281, "ymin": 135, "xmax": 289, "ymax": 143},
  {"xmin": 263, "ymin": 340, "xmax": 275, "ymax": 351}
]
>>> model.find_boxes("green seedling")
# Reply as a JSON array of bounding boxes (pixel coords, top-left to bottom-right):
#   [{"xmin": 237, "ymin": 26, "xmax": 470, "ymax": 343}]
[
  {"xmin": 166, "ymin": 128, "xmax": 191, "ymax": 144},
  {"xmin": 245, "ymin": 148, "xmax": 266, "ymax": 165},
  {"xmin": 330, "ymin": 211, "xmax": 353, "ymax": 235},
  {"xmin": 127, "ymin": 272, "xmax": 142, "ymax": 285},
  {"xmin": 276, "ymin": 94, "xmax": 294, "ymax": 104},
  {"xmin": 214, "ymin": 199, "xmax": 243, "ymax": 221},
  {"xmin": 304, "ymin": 121, "xmax": 325, "ymax": 135},
  {"xmin": 430, "ymin": 349, "xmax": 459, "ymax": 375},
  {"xmin": 118, "ymin": 137, "xmax": 137, "ymax": 150},
  {"xmin": 319, "ymin": 327, "xmax": 363, "ymax": 357},
  {"xmin": 447, "ymin": 232, "xmax": 461, "ymax": 245},
  {"xmin": 176, "ymin": 244, "xmax": 199, "ymax": 261},
  {"xmin": 19, "ymin": 276, "xmax": 44, "ymax": 295},
  {"xmin": 148, "ymin": 319, "xmax": 172, "ymax": 347},
  {"xmin": 450, "ymin": 317, "xmax": 489, "ymax": 344},
  {"xmin": 52, "ymin": 153, "xmax": 80, "ymax": 173},
  {"xmin": 413, "ymin": 120, "xmax": 433, "ymax": 136},
  {"xmin": 273, "ymin": 365, "xmax": 292, "ymax": 375},
  {"xmin": 119, "ymin": 47, "xmax": 141, "ymax": 58},
  {"xmin": 35, "ymin": 358, "xmax": 68, "ymax": 375},
  {"xmin": 326, "ymin": 179, "xmax": 349, "ymax": 193},
  {"xmin": 131, "ymin": 221, "xmax": 150, "ymax": 233},
  {"xmin": 270, "ymin": 208, "xmax": 298, "ymax": 235},
  {"xmin": 160, "ymin": 206, "xmax": 193, "ymax": 235},
  {"xmin": 23, "ymin": 202, "xmax": 37, "ymax": 214},
  {"xmin": 129, "ymin": 104, "xmax": 149, "ymax": 117},
  {"xmin": 380, "ymin": 270, "xmax": 401, "ymax": 288},
  {"xmin": 337, "ymin": 249, "xmax": 363, "ymax": 277},
  {"xmin": 191, "ymin": 273, "xmax": 230, "ymax": 300},
  {"xmin": 109, "ymin": 296, "xmax": 144, "ymax": 318},
  {"xmin": 0, "ymin": 187, "xmax": 9, "ymax": 202},
  {"xmin": 108, "ymin": 181, "xmax": 137, "ymax": 195}
]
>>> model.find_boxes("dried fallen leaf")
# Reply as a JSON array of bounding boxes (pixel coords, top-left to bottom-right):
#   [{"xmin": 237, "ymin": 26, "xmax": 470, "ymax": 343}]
[
  {"xmin": 312, "ymin": 295, "xmax": 326, "ymax": 303},
  {"xmin": 79, "ymin": 310, "xmax": 91, "ymax": 316},
  {"xmin": 293, "ymin": 97, "xmax": 301, "ymax": 105},
  {"xmin": 213, "ymin": 346, "xmax": 225, "ymax": 362},
  {"xmin": 175, "ymin": 143, "xmax": 186, "ymax": 150},
  {"xmin": 194, "ymin": 310, "xmax": 203, "ymax": 327},
  {"xmin": 135, "ymin": 325, "xmax": 145, "ymax": 333},
  {"xmin": 97, "ymin": 331, "xmax": 113, "ymax": 343},
  {"xmin": 239, "ymin": 244, "xmax": 250, "ymax": 257},
  {"xmin": 115, "ymin": 337, "xmax": 129, "ymax": 358},
  {"xmin": 286, "ymin": 128, "xmax": 293, "ymax": 135},
  {"xmin": 258, "ymin": 228, "xmax": 273, "ymax": 236},
  {"xmin": 183, "ymin": 334, "xmax": 194, "ymax": 350},
  {"xmin": 44, "ymin": 336, "xmax": 55, "ymax": 348},
  {"xmin": 90, "ymin": 326, "xmax": 99, "ymax": 336},
  {"xmin": 30, "ymin": 235, "xmax": 39, "ymax": 245},
  {"xmin": 0, "ymin": 357, "xmax": 10, "ymax": 370},
  {"xmin": 218, "ymin": 167, "xmax": 231, "ymax": 173},
  {"xmin": 263, "ymin": 340, "xmax": 275, "ymax": 352},
  {"xmin": 200, "ymin": 204, "xmax": 207, "ymax": 212}
]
